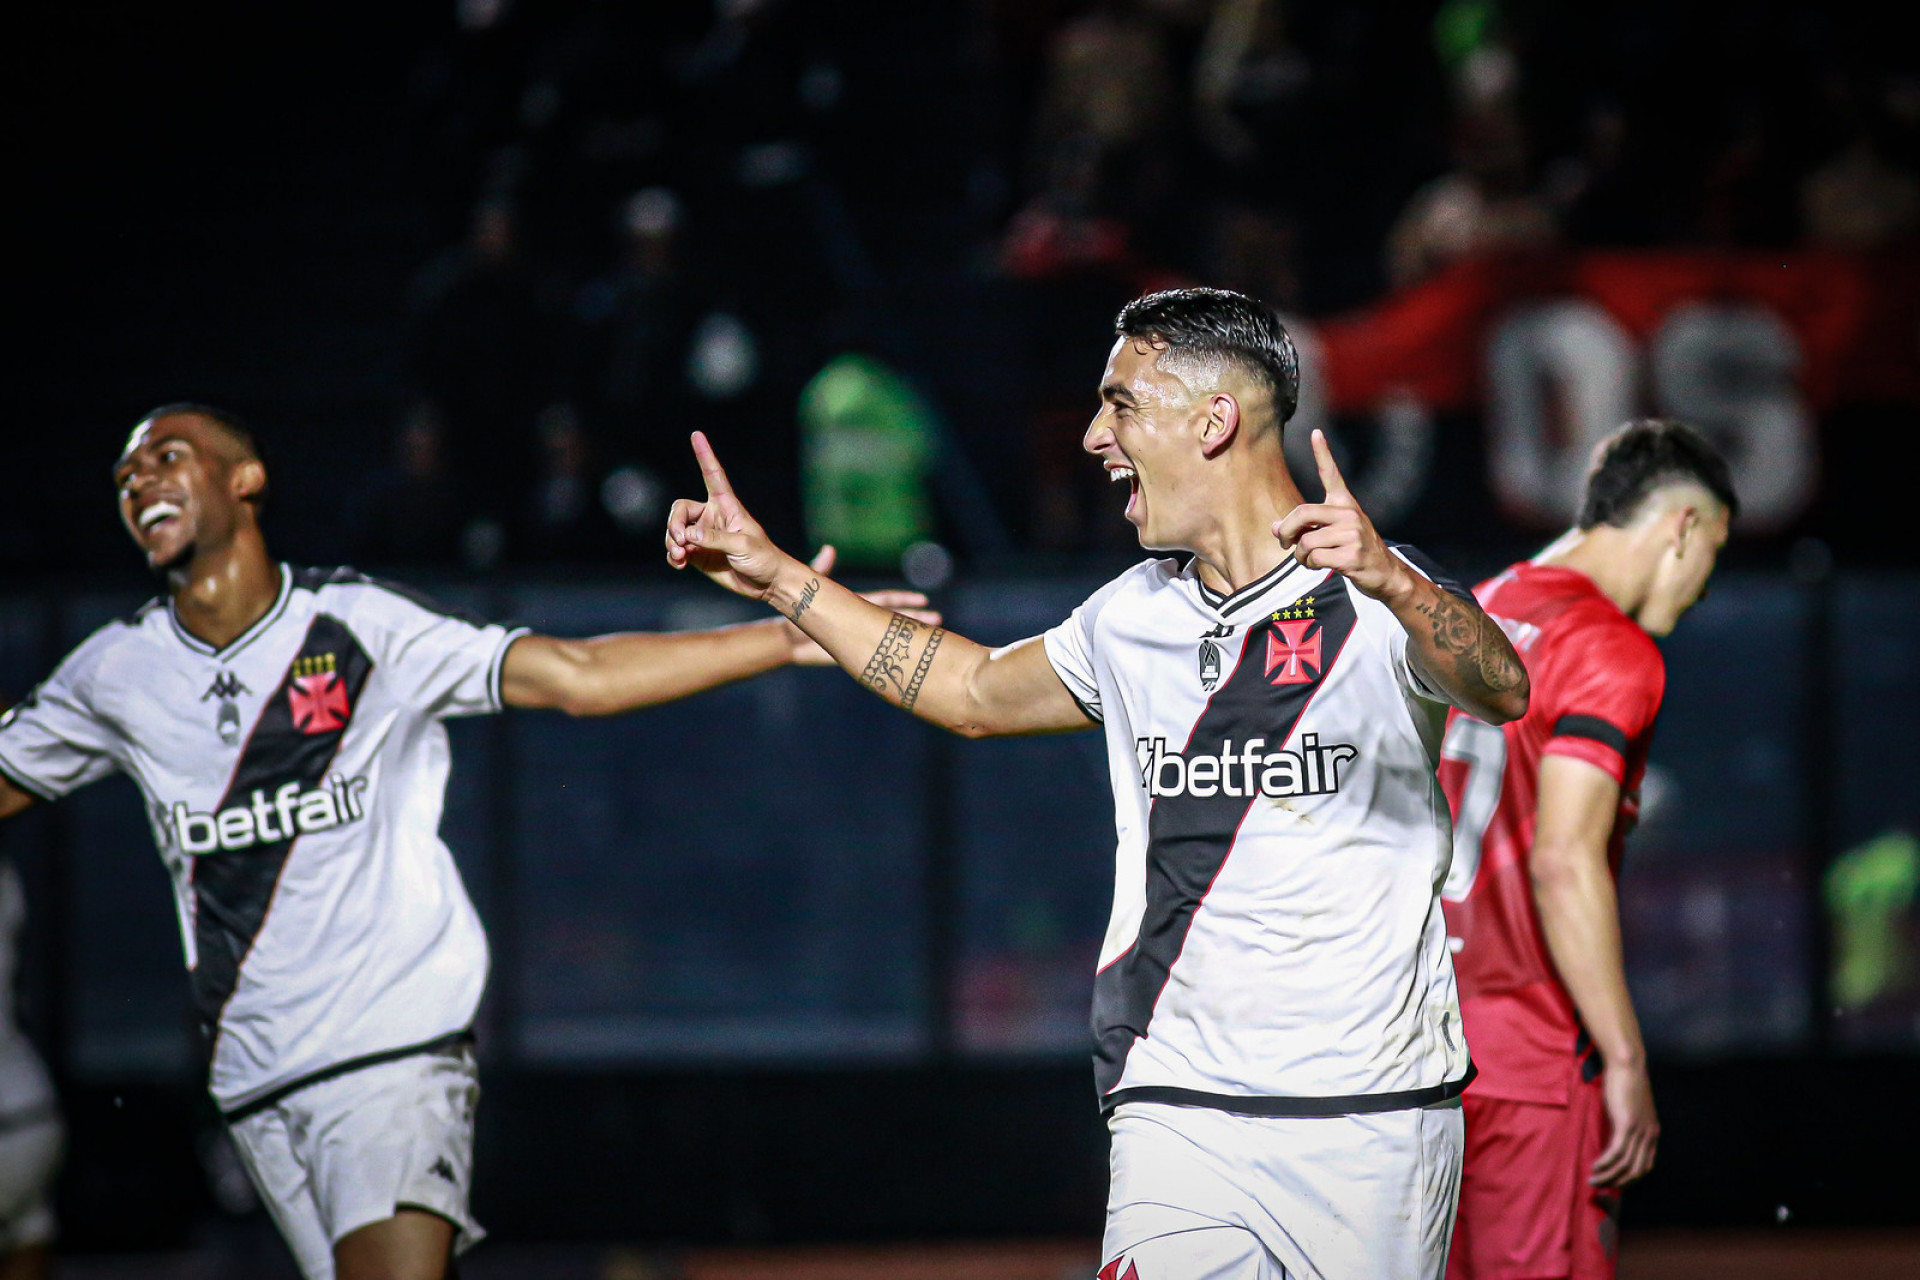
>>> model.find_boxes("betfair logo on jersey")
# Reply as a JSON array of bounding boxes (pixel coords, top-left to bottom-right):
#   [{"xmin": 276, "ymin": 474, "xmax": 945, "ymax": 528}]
[
  {"xmin": 167, "ymin": 773, "xmax": 369, "ymax": 854},
  {"xmin": 1136, "ymin": 734, "xmax": 1357, "ymax": 799}
]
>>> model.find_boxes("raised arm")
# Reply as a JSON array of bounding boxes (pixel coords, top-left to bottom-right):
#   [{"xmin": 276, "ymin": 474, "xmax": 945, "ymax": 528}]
[
  {"xmin": 1277, "ymin": 430, "xmax": 1529, "ymax": 724},
  {"xmin": 665, "ymin": 433, "xmax": 1092, "ymax": 737},
  {"xmin": 501, "ymin": 545, "xmax": 937, "ymax": 717},
  {"xmin": 1530, "ymin": 753, "xmax": 1658, "ymax": 1187}
]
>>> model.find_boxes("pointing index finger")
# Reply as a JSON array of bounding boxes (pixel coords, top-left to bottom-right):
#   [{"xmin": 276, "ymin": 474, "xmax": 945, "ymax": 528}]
[
  {"xmin": 1311, "ymin": 429, "xmax": 1353, "ymax": 503},
  {"xmin": 690, "ymin": 431, "xmax": 737, "ymax": 501}
]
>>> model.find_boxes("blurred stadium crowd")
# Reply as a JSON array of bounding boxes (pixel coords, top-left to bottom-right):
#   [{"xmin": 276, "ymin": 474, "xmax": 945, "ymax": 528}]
[{"xmin": 342, "ymin": 0, "xmax": 1916, "ymax": 572}]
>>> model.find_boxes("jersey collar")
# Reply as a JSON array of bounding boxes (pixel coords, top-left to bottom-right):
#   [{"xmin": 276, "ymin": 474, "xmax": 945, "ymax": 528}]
[
  {"xmin": 167, "ymin": 563, "xmax": 294, "ymax": 661},
  {"xmin": 1188, "ymin": 555, "xmax": 1312, "ymax": 618}
]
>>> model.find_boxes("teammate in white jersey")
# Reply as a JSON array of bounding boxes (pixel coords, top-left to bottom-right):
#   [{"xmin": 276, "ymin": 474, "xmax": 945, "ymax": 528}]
[
  {"xmin": 666, "ymin": 288, "xmax": 1529, "ymax": 1279},
  {"xmin": 0, "ymin": 405, "xmax": 931, "ymax": 1280}
]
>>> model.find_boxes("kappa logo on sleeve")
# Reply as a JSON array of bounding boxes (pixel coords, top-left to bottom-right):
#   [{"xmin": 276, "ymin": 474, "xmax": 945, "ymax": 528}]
[{"xmin": 1098, "ymin": 1257, "xmax": 1139, "ymax": 1280}]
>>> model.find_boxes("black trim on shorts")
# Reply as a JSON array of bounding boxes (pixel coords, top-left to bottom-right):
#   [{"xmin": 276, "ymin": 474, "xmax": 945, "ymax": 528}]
[
  {"xmin": 1102, "ymin": 1062, "xmax": 1476, "ymax": 1118},
  {"xmin": 221, "ymin": 1029, "xmax": 474, "ymax": 1125},
  {"xmin": 1552, "ymin": 713, "xmax": 1629, "ymax": 756}
]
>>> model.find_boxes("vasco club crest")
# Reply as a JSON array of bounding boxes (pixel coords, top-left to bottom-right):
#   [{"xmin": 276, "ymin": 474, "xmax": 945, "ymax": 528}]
[
  {"xmin": 1266, "ymin": 595, "xmax": 1323, "ymax": 686},
  {"xmin": 287, "ymin": 652, "xmax": 352, "ymax": 734}
]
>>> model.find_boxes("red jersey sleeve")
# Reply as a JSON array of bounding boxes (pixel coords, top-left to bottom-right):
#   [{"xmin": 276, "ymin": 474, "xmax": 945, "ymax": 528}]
[{"xmin": 1537, "ymin": 608, "xmax": 1665, "ymax": 785}]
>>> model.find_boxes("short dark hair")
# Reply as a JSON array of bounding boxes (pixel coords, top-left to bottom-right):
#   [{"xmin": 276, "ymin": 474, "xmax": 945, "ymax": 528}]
[
  {"xmin": 1115, "ymin": 287, "xmax": 1301, "ymax": 425},
  {"xmin": 135, "ymin": 402, "xmax": 268, "ymax": 506},
  {"xmin": 1578, "ymin": 419, "xmax": 1739, "ymax": 529}
]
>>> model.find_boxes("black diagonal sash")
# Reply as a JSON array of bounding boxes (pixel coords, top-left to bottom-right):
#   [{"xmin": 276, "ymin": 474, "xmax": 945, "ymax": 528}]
[
  {"xmin": 190, "ymin": 614, "xmax": 372, "ymax": 1034},
  {"xmin": 1092, "ymin": 578, "xmax": 1359, "ymax": 1100}
]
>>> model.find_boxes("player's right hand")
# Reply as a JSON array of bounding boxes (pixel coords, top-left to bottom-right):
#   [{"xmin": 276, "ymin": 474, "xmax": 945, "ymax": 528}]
[
  {"xmin": 665, "ymin": 431, "xmax": 794, "ymax": 602},
  {"xmin": 1590, "ymin": 1058, "xmax": 1659, "ymax": 1187}
]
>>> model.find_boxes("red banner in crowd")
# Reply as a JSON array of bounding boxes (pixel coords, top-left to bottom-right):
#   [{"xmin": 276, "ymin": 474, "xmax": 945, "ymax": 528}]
[{"xmin": 1316, "ymin": 250, "xmax": 1920, "ymax": 414}]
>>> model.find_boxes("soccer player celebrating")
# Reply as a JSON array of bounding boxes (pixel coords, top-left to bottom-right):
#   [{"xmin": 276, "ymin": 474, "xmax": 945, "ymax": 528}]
[
  {"xmin": 0, "ymin": 405, "xmax": 931, "ymax": 1280},
  {"xmin": 1439, "ymin": 421, "xmax": 1737, "ymax": 1280},
  {"xmin": 667, "ymin": 288, "xmax": 1529, "ymax": 1278}
]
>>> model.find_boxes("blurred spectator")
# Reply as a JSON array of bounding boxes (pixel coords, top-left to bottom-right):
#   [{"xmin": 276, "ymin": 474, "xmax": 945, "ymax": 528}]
[
  {"xmin": 340, "ymin": 399, "xmax": 464, "ymax": 567},
  {"xmin": 1548, "ymin": 100, "xmax": 1648, "ymax": 246},
  {"xmin": 1193, "ymin": 0, "xmax": 1309, "ymax": 170},
  {"xmin": 798, "ymin": 353, "xmax": 936, "ymax": 570},
  {"xmin": 573, "ymin": 187, "xmax": 702, "ymax": 466},
  {"xmin": 1003, "ymin": 1, "xmax": 1178, "ymax": 278},
  {"xmin": 1802, "ymin": 100, "xmax": 1920, "ymax": 250},
  {"xmin": 409, "ymin": 197, "xmax": 561, "ymax": 529},
  {"xmin": 1386, "ymin": 100, "xmax": 1558, "ymax": 287},
  {"xmin": 523, "ymin": 402, "xmax": 618, "ymax": 561},
  {"xmin": 1203, "ymin": 201, "xmax": 1301, "ymax": 310}
]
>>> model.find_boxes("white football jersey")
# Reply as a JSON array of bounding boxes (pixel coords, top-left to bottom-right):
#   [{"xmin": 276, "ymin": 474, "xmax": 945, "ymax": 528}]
[
  {"xmin": 0, "ymin": 566, "xmax": 523, "ymax": 1112},
  {"xmin": 1044, "ymin": 550, "xmax": 1474, "ymax": 1113}
]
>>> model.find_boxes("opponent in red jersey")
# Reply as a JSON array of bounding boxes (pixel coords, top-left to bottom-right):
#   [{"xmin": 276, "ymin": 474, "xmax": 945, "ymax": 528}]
[{"xmin": 1441, "ymin": 421, "xmax": 1738, "ymax": 1280}]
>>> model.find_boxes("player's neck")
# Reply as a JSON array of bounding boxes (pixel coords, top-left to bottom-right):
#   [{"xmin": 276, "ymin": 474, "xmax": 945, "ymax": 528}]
[
  {"xmin": 1535, "ymin": 529, "xmax": 1653, "ymax": 627},
  {"xmin": 167, "ymin": 530, "xmax": 281, "ymax": 650},
  {"xmin": 1187, "ymin": 465, "xmax": 1304, "ymax": 598}
]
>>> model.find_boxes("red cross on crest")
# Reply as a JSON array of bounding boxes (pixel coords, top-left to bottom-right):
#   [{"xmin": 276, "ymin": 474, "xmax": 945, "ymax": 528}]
[
  {"xmin": 1265, "ymin": 618, "xmax": 1323, "ymax": 685},
  {"xmin": 288, "ymin": 672, "xmax": 351, "ymax": 734},
  {"xmin": 1098, "ymin": 1258, "xmax": 1140, "ymax": 1280}
]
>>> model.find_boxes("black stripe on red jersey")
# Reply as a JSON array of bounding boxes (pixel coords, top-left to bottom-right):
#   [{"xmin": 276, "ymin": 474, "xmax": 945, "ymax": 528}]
[
  {"xmin": 1106, "ymin": 1063, "xmax": 1476, "ymax": 1117},
  {"xmin": 1551, "ymin": 713, "xmax": 1629, "ymax": 756},
  {"xmin": 190, "ymin": 614, "xmax": 373, "ymax": 1039},
  {"xmin": 1091, "ymin": 578, "xmax": 1359, "ymax": 1103}
]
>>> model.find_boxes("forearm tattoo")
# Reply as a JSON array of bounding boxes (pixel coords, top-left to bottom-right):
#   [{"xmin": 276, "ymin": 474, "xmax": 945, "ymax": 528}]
[
  {"xmin": 902, "ymin": 627, "xmax": 944, "ymax": 712},
  {"xmin": 1414, "ymin": 591, "xmax": 1525, "ymax": 699},
  {"xmin": 789, "ymin": 577, "xmax": 820, "ymax": 624},
  {"xmin": 859, "ymin": 613, "xmax": 946, "ymax": 711}
]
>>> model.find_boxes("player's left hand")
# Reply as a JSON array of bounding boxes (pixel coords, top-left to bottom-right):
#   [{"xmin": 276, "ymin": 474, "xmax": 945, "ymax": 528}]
[
  {"xmin": 1273, "ymin": 430, "xmax": 1415, "ymax": 604},
  {"xmin": 1590, "ymin": 1058, "xmax": 1660, "ymax": 1187},
  {"xmin": 779, "ymin": 545, "xmax": 941, "ymax": 666}
]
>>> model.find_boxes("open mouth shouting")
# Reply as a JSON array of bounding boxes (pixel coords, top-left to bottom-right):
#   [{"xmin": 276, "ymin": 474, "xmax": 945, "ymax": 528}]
[
  {"xmin": 1106, "ymin": 459, "xmax": 1141, "ymax": 522},
  {"xmin": 137, "ymin": 500, "xmax": 183, "ymax": 535}
]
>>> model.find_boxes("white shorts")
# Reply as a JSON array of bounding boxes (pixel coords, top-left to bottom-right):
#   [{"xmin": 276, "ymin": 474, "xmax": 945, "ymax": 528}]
[
  {"xmin": 0, "ymin": 1109, "xmax": 63, "ymax": 1253},
  {"xmin": 228, "ymin": 1041, "xmax": 484, "ymax": 1280},
  {"xmin": 1102, "ymin": 1098, "xmax": 1463, "ymax": 1280}
]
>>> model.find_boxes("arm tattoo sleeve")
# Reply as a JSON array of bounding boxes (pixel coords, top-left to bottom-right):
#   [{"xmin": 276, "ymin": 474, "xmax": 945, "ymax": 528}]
[
  {"xmin": 858, "ymin": 613, "xmax": 947, "ymax": 711},
  {"xmin": 1416, "ymin": 591, "xmax": 1524, "ymax": 698}
]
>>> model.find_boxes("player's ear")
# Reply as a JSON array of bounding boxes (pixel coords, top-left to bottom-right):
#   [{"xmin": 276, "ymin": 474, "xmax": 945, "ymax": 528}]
[
  {"xmin": 1199, "ymin": 392, "xmax": 1240, "ymax": 459},
  {"xmin": 232, "ymin": 458, "xmax": 268, "ymax": 506},
  {"xmin": 1671, "ymin": 505, "xmax": 1700, "ymax": 558}
]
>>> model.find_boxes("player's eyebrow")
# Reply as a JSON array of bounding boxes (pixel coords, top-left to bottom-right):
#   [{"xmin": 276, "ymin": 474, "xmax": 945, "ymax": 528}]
[
  {"xmin": 113, "ymin": 433, "xmax": 192, "ymax": 482},
  {"xmin": 1100, "ymin": 382, "xmax": 1137, "ymax": 406}
]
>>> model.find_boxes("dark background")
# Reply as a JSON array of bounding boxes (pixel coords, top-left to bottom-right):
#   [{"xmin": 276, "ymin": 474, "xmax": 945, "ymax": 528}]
[{"xmin": 6, "ymin": 0, "xmax": 1919, "ymax": 1262}]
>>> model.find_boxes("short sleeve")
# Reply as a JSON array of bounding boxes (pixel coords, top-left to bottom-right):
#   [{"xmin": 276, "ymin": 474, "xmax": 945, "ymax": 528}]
[
  {"xmin": 1042, "ymin": 603, "xmax": 1104, "ymax": 723},
  {"xmin": 0, "ymin": 641, "xmax": 125, "ymax": 800},
  {"xmin": 1539, "ymin": 616, "xmax": 1664, "ymax": 785},
  {"xmin": 346, "ymin": 582, "xmax": 528, "ymax": 720},
  {"xmin": 1386, "ymin": 543, "xmax": 1475, "ymax": 705},
  {"xmin": 1042, "ymin": 564, "xmax": 1149, "ymax": 724}
]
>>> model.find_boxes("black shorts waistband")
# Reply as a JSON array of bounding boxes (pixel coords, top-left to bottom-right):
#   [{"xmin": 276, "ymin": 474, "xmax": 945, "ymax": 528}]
[
  {"xmin": 1103, "ymin": 1062, "xmax": 1475, "ymax": 1119},
  {"xmin": 222, "ymin": 1028, "xmax": 474, "ymax": 1125}
]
